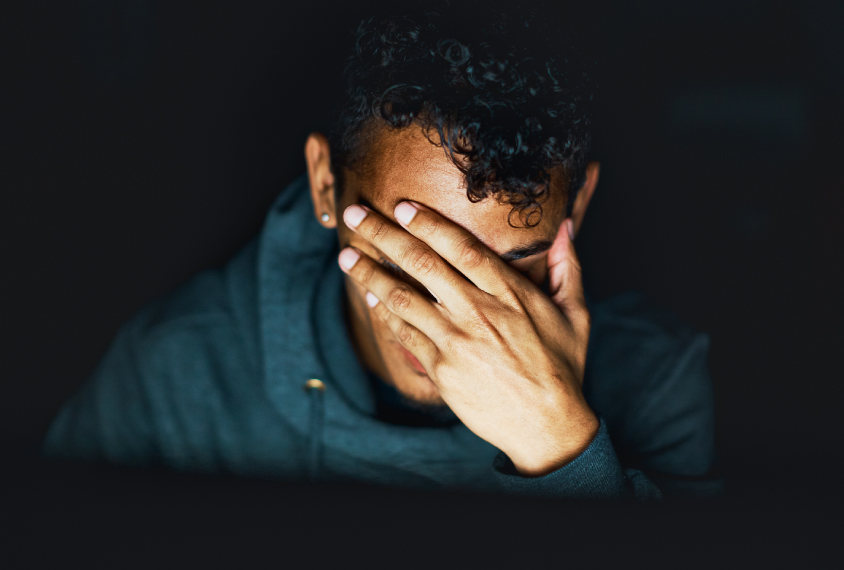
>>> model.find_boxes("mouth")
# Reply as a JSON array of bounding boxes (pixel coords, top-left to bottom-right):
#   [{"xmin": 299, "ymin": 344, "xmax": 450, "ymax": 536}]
[{"xmin": 396, "ymin": 344, "xmax": 429, "ymax": 377}]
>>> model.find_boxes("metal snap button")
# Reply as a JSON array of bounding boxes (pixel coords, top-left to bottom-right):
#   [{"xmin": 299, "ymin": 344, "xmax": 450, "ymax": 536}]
[{"xmin": 304, "ymin": 378, "xmax": 326, "ymax": 392}]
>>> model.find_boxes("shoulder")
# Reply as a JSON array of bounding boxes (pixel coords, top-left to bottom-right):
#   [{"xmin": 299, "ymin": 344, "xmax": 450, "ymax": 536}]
[
  {"xmin": 584, "ymin": 291, "xmax": 715, "ymax": 476},
  {"xmin": 92, "ymin": 172, "xmax": 313, "ymax": 400},
  {"xmin": 127, "ymin": 238, "xmax": 262, "ymax": 382},
  {"xmin": 587, "ymin": 291, "xmax": 708, "ymax": 379}
]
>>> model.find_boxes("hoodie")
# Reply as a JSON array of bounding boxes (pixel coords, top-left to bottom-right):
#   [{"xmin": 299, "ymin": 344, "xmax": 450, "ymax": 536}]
[{"xmin": 43, "ymin": 175, "xmax": 720, "ymax": 499}]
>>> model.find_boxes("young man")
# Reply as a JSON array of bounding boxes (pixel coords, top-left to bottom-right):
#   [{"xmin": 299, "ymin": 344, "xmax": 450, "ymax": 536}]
[{"xmin": 42, "ymin": 6, "xmax": 718, "ymax": 499}]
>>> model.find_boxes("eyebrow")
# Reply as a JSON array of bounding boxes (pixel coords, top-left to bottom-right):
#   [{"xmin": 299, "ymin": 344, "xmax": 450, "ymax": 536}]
[
  {"xmin": 500, "ymin": 239, "xmax": 554, "ymax": 262},
  {"xmin": 379, "ymin": 235, "xmax": 553, "ymax": 264},
  {"xmin": 357, "ymin": 197, "xmax": 553, "ymax": 263}
]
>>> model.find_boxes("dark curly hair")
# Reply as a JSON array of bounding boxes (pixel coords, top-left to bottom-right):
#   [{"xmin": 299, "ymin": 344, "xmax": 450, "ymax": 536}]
[{"xmin": 329, "ymin": 1, "xmax": 594, "ymax": 227}]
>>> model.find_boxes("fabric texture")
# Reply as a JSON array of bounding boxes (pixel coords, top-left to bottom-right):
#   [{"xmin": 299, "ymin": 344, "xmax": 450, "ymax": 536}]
[{"xmin": 43, "ymin": 174, "xmax": 721, "ymax": 499}]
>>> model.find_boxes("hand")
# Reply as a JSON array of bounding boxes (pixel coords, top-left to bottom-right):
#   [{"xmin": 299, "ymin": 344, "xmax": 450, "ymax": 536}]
[{"xmin": 338, "ymin": 200, "xmax": 599, "ymax": 476}]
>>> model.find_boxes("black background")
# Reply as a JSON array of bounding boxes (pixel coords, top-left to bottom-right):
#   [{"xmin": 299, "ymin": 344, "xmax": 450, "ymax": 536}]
[{"xmin": 2, "ymin": 0, "xmax": 842, "ymax": 564}]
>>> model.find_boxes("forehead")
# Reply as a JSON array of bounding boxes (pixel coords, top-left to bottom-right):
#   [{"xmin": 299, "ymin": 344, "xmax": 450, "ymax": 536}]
[{"xmin": 350, "ymin": 125, "xmax": 566, "ymax": 254}]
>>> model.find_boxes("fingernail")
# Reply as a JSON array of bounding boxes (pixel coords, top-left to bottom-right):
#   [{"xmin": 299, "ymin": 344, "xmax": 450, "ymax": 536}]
[
  {"xmin": 394, "ymin": 202, "xmax": 418, "ymax": 227},
  {"xmin": 566, "ymin": 219, "xmax": 575, "ymax": 241},
  {"xmin": 344, "ymin": 205, "xmax": 368, "ymax": 229},
  {"xmin": 365, "ymin": 291, "xmax": 379, "ymax": 307},
  {"xmin": 338, "ymin": 248, "xmax": 360, "ymax": 271}
]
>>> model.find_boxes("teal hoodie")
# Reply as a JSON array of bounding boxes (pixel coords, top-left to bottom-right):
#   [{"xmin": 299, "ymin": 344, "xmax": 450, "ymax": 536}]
[{"xmin": 43, "ymin": 175, "xmax": 719, "ymax": 499}]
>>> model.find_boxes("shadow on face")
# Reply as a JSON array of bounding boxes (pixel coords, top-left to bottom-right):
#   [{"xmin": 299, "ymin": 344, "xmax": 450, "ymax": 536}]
[
  {"xmin": 308, "ymin": 123, "xmax": 570, "ymax": 405},
  {"xmin": 336, "ymin": 125, "xmax": 569, "ymax": 284}
]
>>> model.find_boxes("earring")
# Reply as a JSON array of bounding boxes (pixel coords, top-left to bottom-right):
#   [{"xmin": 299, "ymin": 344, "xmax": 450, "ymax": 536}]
[{"xmin": 321, "ymin": 213, "xmax": 330, "ymax": 222}]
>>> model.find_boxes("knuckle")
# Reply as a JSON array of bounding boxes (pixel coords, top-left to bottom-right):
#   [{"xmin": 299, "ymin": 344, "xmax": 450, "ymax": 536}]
[
  {"xmin": 496, "ymin": 284, "xmax": 523, "ymax": 310},
  {"xmin": 440, "ymin": 329, "xmax": 463, "ymax": 356},
  {"xmin": 373, "ymin": 301, "xmax": 388, "ymax": 320},
  {"xmin": 357, "ymin": 262, "xmax": 376, "ymax": 285},
  {"xmin": 462, "ymin": 303, "xmax": 494, "ymax": 333},
  {"xmin": 396, "ymin": 320, "xmax": 415, "ymax": 346},
  {"xmin": 368, "ymin": 217, "xmax": 390, "ymax": 243},
  {"xmin": 417, "ymin": 216, "xmax": 441, "ymax": 240},
  {"xmin": 456, "ymin": 237, "xmax": 486, "ymax": 269},
  {"xmin": 563, "ymin": 252, "xmax": 584, "ymax": 279},
  {"xmin": 405, "ymin": 246, "xmax": 437, "ymax": 277},
  {"xmin": 387, "ymin": 285, "xmax": 413, "ymax": 312}
]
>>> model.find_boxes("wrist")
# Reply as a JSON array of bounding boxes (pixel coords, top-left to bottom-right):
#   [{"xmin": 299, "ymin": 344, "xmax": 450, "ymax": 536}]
[{"xmin": 512, "ymin": 407, "xmax": 600, "ymax": 477}]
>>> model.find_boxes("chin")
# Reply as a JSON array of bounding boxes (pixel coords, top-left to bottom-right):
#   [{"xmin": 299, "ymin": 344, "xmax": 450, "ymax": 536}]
[
  {"xmin": 392, "ymin": 372, "xmax": 447, "ymax": 407},
  {"xmin": 380, "ymin": 341, "xmax": 445, "ymax": 405}
]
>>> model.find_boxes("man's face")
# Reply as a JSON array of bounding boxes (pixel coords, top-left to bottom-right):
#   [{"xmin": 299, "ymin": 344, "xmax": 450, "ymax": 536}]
[{"xmin": 334, "ymin": 125, "xmax": 569, "ymax": 406}]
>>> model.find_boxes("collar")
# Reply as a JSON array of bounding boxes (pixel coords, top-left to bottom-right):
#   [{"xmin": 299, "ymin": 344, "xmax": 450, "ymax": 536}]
[{"xmin": 257, "ymin": 174, "xmax": 377, "ymax": 422}]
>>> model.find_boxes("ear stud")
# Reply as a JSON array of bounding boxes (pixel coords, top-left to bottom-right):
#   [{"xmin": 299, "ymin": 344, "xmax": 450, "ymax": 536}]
[{"xmin": 321, "ymin": 213, "xmax": 330, "ymax": 222}]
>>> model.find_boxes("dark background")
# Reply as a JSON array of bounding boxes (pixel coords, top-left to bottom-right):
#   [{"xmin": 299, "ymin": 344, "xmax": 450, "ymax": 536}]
[{"xmin": 2, "ymin": 0, "xmax": 842, "ymax": 563}]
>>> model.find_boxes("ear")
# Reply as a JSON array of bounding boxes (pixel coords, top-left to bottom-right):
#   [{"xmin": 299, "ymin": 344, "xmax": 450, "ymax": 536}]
[
  {"xmin": 304, "ymin": 132, "xmax": 337, "ymax": 229},
  {"xmin": 570, "ymin": 161, "xmax": 600, "ymax": 237}
]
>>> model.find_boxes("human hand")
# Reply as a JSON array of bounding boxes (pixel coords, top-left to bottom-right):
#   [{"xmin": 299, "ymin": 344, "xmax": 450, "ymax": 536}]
[{"xmin": 337, "ymin": 200, "xmax": 599, "ymax": 477}]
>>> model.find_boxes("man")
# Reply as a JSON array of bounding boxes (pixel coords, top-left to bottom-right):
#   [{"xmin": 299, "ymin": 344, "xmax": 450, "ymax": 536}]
[{"xmin": 43, "ymin": 5, "xmax": 718, "ymax": 499}]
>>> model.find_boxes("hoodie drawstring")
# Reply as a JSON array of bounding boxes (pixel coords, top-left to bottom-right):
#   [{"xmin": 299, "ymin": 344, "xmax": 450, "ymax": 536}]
[{"xmin": 304, "ymin": 379, "xmax": 325, "ymax": 481}]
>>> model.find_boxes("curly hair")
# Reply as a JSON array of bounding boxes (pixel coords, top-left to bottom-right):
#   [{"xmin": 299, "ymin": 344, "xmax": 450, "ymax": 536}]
[{"xmin": 329, "ymin": 2, "xmax": 594, "ymax": 227}]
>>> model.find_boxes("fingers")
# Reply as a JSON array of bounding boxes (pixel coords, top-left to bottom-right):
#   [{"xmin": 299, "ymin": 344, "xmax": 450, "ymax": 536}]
[
  {"xmin": 345, "ymin": 201, "xmax": 512, "ymax": 300},
  {"xmin": 367, "ymin": 292, "xmax": 439, "ymax": 375},
  {"xmin": 391, "ymin": 201, "xmax": 514, "ymax": 297},
  {"xmin": 343, "ymin": 204, "xmax": 473, "ymax": 308},
  {"xmin": 548, "ymin": 218, "xmax": 589, "ymax": 329},
  {"xmin": 337, "ymin": 246, "xmax": 447, "ymax": 342},
  {"xmin": 546, "ymin": 218, "xmax": 589, "ymax": 331}
]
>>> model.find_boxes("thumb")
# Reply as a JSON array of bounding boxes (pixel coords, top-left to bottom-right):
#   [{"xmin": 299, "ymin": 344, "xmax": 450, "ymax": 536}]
[{"xmin": 547, "ymin": 218, "xmax": 587, "ymax": 318}]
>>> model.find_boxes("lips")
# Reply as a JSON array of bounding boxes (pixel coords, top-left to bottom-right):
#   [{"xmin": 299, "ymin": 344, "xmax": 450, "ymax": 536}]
[{"xmin": 398, "ymin": 345, "xmax": 428, "ymax": 376}]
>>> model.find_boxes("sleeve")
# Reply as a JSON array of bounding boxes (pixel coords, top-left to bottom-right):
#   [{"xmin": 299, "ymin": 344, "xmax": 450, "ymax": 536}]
[
  {"xmin": 491, "ymin": 330, "xmax": 723, "ymax": 500},
  {"xmin": 611, "ymin": 332, "xmax": 724, "ymax": 497},
  {"xmin": 491, "ymin": 418, "xmax": 662, "ymax": 500},
  {"xmin": 41, "ymin": 311, "xmax": 160, "ymax": 466}
]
